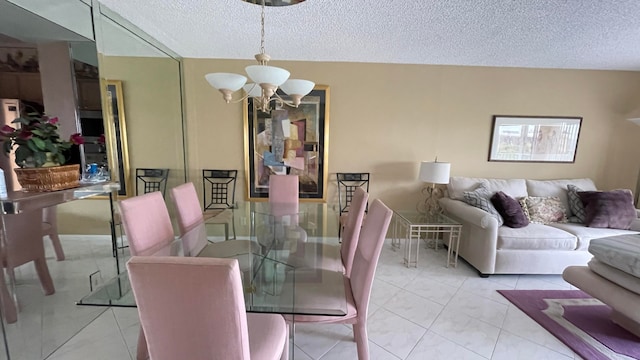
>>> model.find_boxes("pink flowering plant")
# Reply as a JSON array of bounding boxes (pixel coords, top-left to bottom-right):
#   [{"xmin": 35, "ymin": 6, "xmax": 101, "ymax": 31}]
[{"xmin": 0, "ymin": 113, "xmax": 84, "ymax": 168}]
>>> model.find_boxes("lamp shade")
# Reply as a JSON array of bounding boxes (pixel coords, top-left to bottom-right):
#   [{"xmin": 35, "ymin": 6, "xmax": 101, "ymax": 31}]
[
  {"xmin": 280, "ymin": 79, "xmax": 315, "ymax": 96},
  {"xmin": 245, "ymin": 65, "xmax": 290, "ymax": 86},
  {"xmin": 205, "ymin": 73, "xmax": 247, "ymax": 91},
  {"xmin": 628, "ymin": 118, "xmax": 640, "ymax": 126},
  {"xmin": 419, "ymin": 161, "xmax": 451, "ymax": 184}
]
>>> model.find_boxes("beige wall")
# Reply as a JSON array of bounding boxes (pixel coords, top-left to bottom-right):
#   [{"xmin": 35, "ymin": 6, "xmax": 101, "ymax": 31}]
[
  {"xmin": 58, "ymin": 55, "xmax": 184, "ymax": 234},
  {"xmin": 183, "ymin": 59, "xmax": 640, "ymax": 211}
]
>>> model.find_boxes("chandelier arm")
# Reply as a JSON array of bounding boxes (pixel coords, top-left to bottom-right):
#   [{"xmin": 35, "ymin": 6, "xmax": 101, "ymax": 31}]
[
  {"xmin": 271, "ymin": 93, "xmax": 297, "ymax": 108},
  {"xmin": 223, "ymin": 92, "xmax": 250, "ymax": 104}
]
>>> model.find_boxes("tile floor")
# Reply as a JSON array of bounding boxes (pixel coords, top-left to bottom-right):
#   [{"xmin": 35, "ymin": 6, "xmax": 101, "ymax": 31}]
[{"xmin": 6, "ymin": 235, "xmax": 582, "ymax": 360}]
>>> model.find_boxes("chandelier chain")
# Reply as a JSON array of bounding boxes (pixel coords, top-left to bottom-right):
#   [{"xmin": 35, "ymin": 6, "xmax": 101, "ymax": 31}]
[{"xmin": 260, "ymin": 0, "xmax": 266, "ymax": 55}]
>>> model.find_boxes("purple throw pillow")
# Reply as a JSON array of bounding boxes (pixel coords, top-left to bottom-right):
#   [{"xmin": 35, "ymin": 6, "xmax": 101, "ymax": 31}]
[
  {"xmin": 577, "ymin": 189, "xmax": 636, "ymax": 229},
  {"xmin": 490, "ymin": 191, "xmax": 529, "ymax": 228}
]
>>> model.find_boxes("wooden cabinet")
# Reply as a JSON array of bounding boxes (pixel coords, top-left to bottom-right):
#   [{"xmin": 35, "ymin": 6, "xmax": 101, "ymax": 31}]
[
  {"xmin": 0, "ymin": 72, "xmax": 42, "ymax": 102},
  {"xmin": 76, "ymin": 79, "xmax": 101, "ymax": 110}
]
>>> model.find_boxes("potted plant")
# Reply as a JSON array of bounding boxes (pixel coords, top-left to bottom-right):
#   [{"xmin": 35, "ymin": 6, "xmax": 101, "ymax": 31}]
[{"xmin": 0, "ymin": 113, "xmax": 85, "ymax": 191}]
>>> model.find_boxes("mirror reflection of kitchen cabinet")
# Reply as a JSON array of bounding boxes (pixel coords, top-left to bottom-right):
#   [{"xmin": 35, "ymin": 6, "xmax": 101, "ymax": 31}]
[
  {"xmin": 76, "ymin": 78, "xmax": 101, "ymax": 110},
  {"xmin": 0, "ymin": 72, "xmax": 43, "ymax": 103}
]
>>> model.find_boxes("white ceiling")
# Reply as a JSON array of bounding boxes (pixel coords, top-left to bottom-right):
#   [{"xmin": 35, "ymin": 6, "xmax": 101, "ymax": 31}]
[{"xmin": 96, "ymin": 0, "xmax": 640, "ymax": 71}]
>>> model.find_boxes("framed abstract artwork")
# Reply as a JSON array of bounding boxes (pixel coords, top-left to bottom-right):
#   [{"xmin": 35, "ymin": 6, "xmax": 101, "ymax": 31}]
[
  {"xmin": 244, "ymin": 85, "xmax": 330, "ymax": 201},
  {"xmin": 488, "ymin": 115, "xmax": 582, "ymax": 163}
]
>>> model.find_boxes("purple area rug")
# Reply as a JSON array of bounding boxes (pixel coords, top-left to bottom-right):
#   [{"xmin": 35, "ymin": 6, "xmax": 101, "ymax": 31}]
[{"xmin": 498, "ymin": 290, "xmax": 640, "ymax": 360}]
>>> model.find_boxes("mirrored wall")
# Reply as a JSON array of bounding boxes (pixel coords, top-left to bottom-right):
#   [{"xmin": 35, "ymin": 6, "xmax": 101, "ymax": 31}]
[{"xmin": 0, "ymin": 1, "xmax": 186, "ymax": 358}]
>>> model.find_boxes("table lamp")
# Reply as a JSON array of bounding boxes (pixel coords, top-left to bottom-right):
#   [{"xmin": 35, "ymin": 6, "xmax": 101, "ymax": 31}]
[{"xmin": 419, "ymin": 158, "xmax": 451, "ymax": 215}]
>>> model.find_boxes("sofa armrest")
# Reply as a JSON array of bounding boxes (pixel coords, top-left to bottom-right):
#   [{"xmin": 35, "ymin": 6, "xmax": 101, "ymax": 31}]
[{"xmin": 439, "ymin": 198, "xmax": 499, "ymax": 229}]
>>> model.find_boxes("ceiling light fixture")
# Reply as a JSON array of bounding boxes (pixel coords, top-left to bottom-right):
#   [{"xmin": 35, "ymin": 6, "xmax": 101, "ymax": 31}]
[{"xmin": 205, "ymin": 0, "xmax": 314, "ymax": 112}]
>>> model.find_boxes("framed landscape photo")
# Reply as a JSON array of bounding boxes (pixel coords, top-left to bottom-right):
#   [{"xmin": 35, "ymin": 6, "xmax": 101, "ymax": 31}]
[
  {"xmin": 488, "ymin": 115, "xmax": 582, "ymax": 163},
  {"xmin": 244, "ymin": 85, "xmax": 330, "ymax": 201}
]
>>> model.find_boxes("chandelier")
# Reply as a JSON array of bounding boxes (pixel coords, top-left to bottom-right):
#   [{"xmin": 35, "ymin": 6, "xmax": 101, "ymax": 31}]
[{"xmin": 205, "ymin": 0, "xmax": 315, "ymax": 112}]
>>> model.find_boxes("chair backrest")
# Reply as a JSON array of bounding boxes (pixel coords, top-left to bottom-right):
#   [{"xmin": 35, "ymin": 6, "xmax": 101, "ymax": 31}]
[
  {"xmin": 336, "ymin": 173, "xmax": 370, "ymax": 215},
  {"xmin": 119, "ymin": 192, "xmax": 174, "ymax": 256},
  {"xmin": 349, "ymin": 199, "xmax": 392, "ymax": 320},
  {"xmin": 340, "ymin": 187, "xmax": 369, "ymax": 277},
  {"xmin": 269, "ymin": 174, "xmax": 299, "ymax": 204},
  {"xmin": 4, "ymin": 209, "xmax": 45, "ymax": 268},
  {"xmin": 170, "ymin": 182, "xmax": 204, "ymax": 235},
  {"xmin": 128, "ymin": 256, "xmax": 250, "ymax": 360},
  {"xmin": 136, "ymin": 168, "xmax": 170, "ymax": 197},
  {"xmin": 202, "ymin": 169, "xmax": 237, "ymax": 210}
]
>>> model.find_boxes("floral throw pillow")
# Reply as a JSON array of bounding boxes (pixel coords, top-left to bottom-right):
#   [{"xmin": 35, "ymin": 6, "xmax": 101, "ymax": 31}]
[
  {"xmin": 462, "ymin": 184, "xmax": 504, "ymax": 226},
  {"xmin": 567, "ymin": 184, "xmax": 587, "ymax": 223},
  {"xmin": 518, "ymin": 197, "xmax": 531, "ymax": 220},
  {"xmin": 525, "ymin": 196, "xmax": 568, "ymax": 224}
]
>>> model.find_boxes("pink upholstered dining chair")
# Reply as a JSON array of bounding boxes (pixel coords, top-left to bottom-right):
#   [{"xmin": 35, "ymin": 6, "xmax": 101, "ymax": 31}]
[
  {"xmin": 339, "ymin": 187, "xmax": 369, "ymax": 277},
  {"xmin": 42, "ymin": 206, "xmax": 65, "ymax": 261},
  {"xmin": 269, "ymin": 175, "xmax": 299, "ymax": 204},
  {"xmin": 127, "ymin": 256, "xmax": 289, "ymax": 360},
  {"xmin": 119, "ymin": 191, "xmax": 176, "ymax": 360},
  {"xmin": 289, "ymin": 199, "xmax": 392, "ymax": 360},
  {"xmin": 170, "ymin": 182, "xmax": 254, "ymax": 258},
  {"xmin": 119, "ymin": 192, "xmax": 175, "ymax": 257}
]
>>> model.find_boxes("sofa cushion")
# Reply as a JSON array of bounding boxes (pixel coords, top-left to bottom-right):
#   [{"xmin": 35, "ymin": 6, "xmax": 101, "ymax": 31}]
[
  {"xmin": 566, "ymin": 184, "xmax": 587, "ymax": 223},
  {"xmin": 588, "ymin": 259, "xmax": 640, "ymax": 296},
  {"xmin": 526, "ymin": 178, "xmax": 597, "ymax": 217},
  {"xmin": 462, "ymin": 184, "xmax": 504, "ymax": 226},
  {"xmin": 589, "ymin": 234, "xmax": 640, "ymax": 277},
  {"xmin": 524, "ymin": 196, "xmax": 568, "ymax": 224},
  {"xmin": 449, "ymin": 177, "xmax": 527, "ymax": 201},
  {"xmin": 578, "ymin": 189, "xmax": 636, "ymax": 230},
  {"xmin": 491, "ymin": 191, "xmax": 529, "ymax": 228},
  {"xmin": 497, "ymin": 223, "xmax": 577, "ymax": 250},
  {"xmin": 546, "ymin": 222, "xmax": 639, "ymax": 250}
]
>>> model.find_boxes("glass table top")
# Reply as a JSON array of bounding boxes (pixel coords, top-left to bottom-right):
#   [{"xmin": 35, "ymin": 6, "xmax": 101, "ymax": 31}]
[
  {"xmin": 394, "ymin": 210, "xmax": 461, "ymax": 226},
  {"xmin": 78, "ymin": 202, "xmax": 347, "ymax": 316}
]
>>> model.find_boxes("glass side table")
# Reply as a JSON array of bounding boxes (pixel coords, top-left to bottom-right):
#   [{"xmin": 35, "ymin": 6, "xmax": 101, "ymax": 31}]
[{"xmin": 391, "ymin": 210, "xmax": 462, "ymax": 268}]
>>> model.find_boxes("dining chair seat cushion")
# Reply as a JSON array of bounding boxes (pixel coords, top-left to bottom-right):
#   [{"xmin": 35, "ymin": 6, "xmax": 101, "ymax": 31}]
[
  {"xmin": 204, "ymin": 209, "xmax": 233, "ymax": 223},
  {"xmin": 247, "ymin": 313, "xmax": 288, "ymax": 360},
  {"xmin": 198, "ymin": 240, "xmax": 258, "ymax": 258},
  {"xmin": 285, "ymin": 276, "xmax": 358, "ymax": 324}
]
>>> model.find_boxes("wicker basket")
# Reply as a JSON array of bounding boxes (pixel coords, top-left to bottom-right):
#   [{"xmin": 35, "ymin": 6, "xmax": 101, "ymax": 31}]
[{"xmin": 14, "ymin": 164, "xmax": 81, "ymax": 192}]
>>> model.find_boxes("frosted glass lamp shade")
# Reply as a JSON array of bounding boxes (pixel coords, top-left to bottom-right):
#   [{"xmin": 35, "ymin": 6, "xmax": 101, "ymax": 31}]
[
  {"xmin": 280, "ymin": 79, "xmax": 315, "ymax": 96},
  {"xmin": 628, "ymin": 118, "xmax": 640, "ymax": 126},
  {"xmin": 419, "ymin": 161, "xmax": 451, "ymax": 184},
  {"xmin": 243, "ymin": 83, "xmax": 262, "ymax": 97},
  {"xmin": 205, "ymin": 73, "xmax": 247, "ymax": 91},
  {"xmin": 245, "ymin": 65, "xmax": 290, "ymax": 86}
]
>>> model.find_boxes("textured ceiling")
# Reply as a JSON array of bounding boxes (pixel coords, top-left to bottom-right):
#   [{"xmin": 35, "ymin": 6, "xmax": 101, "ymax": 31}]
[{"xmin": 97, "ymin": 0, "xmax": 640, "ymax": 70}]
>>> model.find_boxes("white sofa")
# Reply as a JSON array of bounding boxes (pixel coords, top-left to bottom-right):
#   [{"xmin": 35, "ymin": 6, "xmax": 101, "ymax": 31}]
[{"xmin": 439, "ymin": 177, "xmax": 640, "ymax": 276}]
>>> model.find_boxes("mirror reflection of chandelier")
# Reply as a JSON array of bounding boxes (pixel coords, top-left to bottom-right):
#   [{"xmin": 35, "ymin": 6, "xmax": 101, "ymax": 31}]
[{"xmin": 205, "ymin": 0, "xmax": 314, "ymax": 112}]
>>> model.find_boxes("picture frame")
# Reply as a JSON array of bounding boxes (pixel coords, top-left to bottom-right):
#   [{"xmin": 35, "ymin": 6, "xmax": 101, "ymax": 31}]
[
  {"xmin": 244, "ymin": 85, "xmax": 330, "ymax": 201},
  {"xmin": 488, "ymin": 115, "xmax": 582, "ymax": 163}
]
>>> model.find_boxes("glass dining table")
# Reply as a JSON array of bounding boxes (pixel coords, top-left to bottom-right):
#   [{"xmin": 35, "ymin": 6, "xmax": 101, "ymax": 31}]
[{"xmin": 78, "ymin": 201, "xmax": 348, "ymax": 327}]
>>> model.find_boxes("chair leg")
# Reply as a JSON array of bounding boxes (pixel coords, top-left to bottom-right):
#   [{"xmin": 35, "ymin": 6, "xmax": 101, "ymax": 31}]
[
  {"xmin": 48, "ymin": 233, "xmax": 65, "ymax": 261},
  {"xmin": 224, "ymin": 223, "xmax": 229, "ymax": 240},
  {"xmin": 0, "ymin": 278, "xmax": 17, "ymax": 324},
  {"xmin": 353, "ymin": 322, "xmax": 370, "ymax": 360},
  {"xmin": 136, "ymin": 327, "xmax": 149, "ymax": 360},
  {"xmin": 34, "ymin": 258, "xmax": 55, "ymax": 295}
]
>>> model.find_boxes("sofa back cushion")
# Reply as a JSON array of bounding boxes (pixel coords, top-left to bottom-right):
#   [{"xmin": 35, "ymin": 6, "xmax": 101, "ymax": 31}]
[
  {"xmin": 526, "ymin": 178, "xmax": 597, "ymax": 217},
  {"xmin": 448, "ymin": 177, "xmax": 527, "ymax": 200}
]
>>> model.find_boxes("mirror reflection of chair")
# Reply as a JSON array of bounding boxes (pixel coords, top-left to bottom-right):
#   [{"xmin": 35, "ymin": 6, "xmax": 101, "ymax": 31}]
[
  {"xmin": 136, "ymin": 168, "xmax": 170, "ymax": 197},
  {"xmin": 202, "ymin": 169, "xmax": 237, "ymax": 240},
  {"xmin": 42, "ymin": 206, "xmax": 65, "ymax": 261},
  {"xmin": 336, "ymin": 172, "xmax": 370, "ymax": 238},
  {"xmin": 127, "ymin": 256, "xmax": 289, "ymax": 360},
  {"xmin": 2, "ymin": 209, "xmax": 56, "ymax": 324}
]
